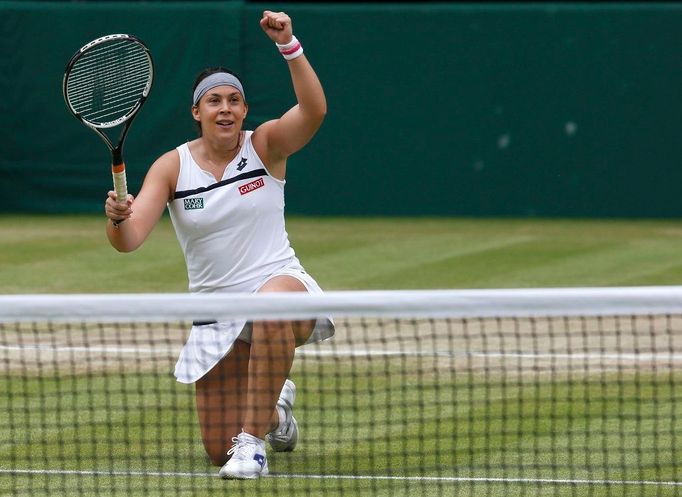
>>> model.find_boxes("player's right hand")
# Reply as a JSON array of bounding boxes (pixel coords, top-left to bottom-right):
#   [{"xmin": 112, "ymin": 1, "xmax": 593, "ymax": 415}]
[{"xmin": 105, "ymin": 190, "xmax": 134, "ymax": 223}]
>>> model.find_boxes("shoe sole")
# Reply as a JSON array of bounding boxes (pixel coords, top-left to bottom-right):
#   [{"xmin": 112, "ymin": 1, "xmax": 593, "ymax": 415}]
[
  {"xmin": 282, "ymin": 416, "xmax": 298, "ymax": 452},
  {"xmin": 219, "ymin": 471, "xmax": 266, "ymax": 480},
  {"xmin": 219, "ymin": 465, "xmax": 269, "ymax": 480}
]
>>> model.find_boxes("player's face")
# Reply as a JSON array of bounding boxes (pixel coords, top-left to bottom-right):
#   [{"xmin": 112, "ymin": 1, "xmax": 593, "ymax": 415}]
[{"xmin": 193, "ymin": 85, "xmax": 248, "ymax": 139}]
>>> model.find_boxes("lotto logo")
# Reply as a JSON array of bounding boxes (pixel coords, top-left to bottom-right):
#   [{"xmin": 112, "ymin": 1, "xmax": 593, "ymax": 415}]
[
  {"xmin": 184, "ymin": 198, "xmax": 204, "ymax": 210},
  {"xmin": 239, "ymin": 178, "xmax": 265, "ymax": 195}
]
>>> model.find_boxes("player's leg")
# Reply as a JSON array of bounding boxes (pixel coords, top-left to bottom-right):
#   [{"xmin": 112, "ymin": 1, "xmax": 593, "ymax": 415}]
[
  {"xmin": 220, "ymin": 276, "xmax": 314, "ymax": 478},
  {"xmin": 242, "ymin": 275, "xmax": 315, "ymax": 438},
  {"xmin": 194, "ymin": 339, "xmax": 277, "ymax": 466}
]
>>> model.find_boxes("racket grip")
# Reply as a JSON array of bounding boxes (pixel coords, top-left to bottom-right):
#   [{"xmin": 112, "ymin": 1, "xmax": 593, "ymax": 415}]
[{"xmin": 112, "ymin": 162, "xmax": 128, "ymax": 204}]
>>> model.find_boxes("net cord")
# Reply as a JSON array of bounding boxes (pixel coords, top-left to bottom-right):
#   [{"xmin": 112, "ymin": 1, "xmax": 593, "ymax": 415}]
[{"xmin": 2, "ymin": 286, "xmax": 682, "ymax": 323}]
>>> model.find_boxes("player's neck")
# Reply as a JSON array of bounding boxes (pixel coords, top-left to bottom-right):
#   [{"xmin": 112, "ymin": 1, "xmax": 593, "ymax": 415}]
[{"xmin": 202, "ymin": 131, "xmax": 243, "ymax": 164}]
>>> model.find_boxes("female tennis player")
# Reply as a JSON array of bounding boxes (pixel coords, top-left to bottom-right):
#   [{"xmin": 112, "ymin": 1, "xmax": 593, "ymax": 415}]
[{"xmin": 104, "ymin": 10, "xmax": 333, "ymax": 480}]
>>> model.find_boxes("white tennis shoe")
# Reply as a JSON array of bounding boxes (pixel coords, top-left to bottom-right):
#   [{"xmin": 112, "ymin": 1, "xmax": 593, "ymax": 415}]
[
  {"xmin": 218, "ymin": 431, "xmax": 269, "ymax": 480},
  {"xmin": 266, "ymin": 379, "xmax": 299, "ymax": 452}
]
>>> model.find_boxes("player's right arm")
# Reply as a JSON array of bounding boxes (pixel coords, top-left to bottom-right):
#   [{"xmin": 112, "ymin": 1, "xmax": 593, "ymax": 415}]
[{"xmin": 105, "ymin": 150, "xmax": 179, "ymax": 252}]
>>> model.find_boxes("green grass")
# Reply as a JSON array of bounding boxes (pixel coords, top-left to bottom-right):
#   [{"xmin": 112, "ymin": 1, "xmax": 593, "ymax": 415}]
[
  {"xmin": 3, "ymin": 214, "xmax": 682, "ymax": 292},
  {"xmin": 2, "ymin": 363, "xmax": 681, "ymax": 497}
]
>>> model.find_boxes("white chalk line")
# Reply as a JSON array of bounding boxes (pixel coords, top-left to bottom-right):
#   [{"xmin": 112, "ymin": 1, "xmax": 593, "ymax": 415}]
[
  {"xmin": 3, "ymin": 343, "xmax": 682, "ymax": 362},
  {"xmin": 1, "ymin": 468, "xmax": 681, "ymax": 486}
]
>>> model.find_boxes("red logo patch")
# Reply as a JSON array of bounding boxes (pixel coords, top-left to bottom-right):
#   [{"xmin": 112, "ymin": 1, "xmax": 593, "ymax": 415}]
[{"xmin": 239, "ymin": 178, "xmax": 264, "ymax": 195}]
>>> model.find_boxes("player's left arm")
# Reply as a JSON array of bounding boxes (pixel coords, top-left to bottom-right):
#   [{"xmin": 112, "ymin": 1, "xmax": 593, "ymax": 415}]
[{"xmin": 253, "ymin": 11, "xmax": 327, "ymax": 178}]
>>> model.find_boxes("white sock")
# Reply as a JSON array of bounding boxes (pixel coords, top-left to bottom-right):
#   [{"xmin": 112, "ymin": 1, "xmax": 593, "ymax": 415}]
[{"xmin": 240, "ymin": 430, "xmax": 266, "ymax": 446}]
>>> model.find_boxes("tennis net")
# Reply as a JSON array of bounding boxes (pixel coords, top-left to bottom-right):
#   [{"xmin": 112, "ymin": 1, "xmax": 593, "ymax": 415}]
[{"xmin": 2, "ymin": 287, "xmax": 682, "ymax": 496}]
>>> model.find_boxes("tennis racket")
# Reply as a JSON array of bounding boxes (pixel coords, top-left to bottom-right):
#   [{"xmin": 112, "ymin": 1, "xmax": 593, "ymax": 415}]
[{"xmin": 63, "ymin": 34, "xmax": 154, "ymax": 204}]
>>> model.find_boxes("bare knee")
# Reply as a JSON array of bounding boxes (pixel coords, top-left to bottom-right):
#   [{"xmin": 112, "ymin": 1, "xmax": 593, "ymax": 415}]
[{"xmin": 258, "ymin": 276, "xmax": 315, "ymax": 344}]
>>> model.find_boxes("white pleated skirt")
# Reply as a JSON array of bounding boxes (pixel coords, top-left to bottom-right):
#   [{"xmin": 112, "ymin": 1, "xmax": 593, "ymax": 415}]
[{"xmin": 173, "ymin": 263, "xmax": 334, "ymax": 384}]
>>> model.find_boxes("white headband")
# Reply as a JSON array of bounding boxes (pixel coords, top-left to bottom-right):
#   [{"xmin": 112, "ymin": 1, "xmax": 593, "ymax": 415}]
[{"xmin": 192, "ymin": 72, "xmax": 245, "ymax": 106}]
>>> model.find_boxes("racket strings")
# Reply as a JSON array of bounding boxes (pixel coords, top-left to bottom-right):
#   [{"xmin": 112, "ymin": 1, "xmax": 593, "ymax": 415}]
[
  {"xmin": 68, "ymin": 58, "xmax": 148, "ymax": 98},
  {"xmin": 68, "ymin": 81, "xmax": 147, "ymax": 116},
  {"xmin": 68, "ymin": 64, "xmax": 149, "ymax": 115},
  {"xmin": 69, "ymin": 76, "xmax": 148, "ymax": 122},
  {"xmin": 67, "ymin": 41, "xmax": 149, "ymax": 83},
  {"xmin": 68, "ymin": 58, "xmax": 149, "ymax": 97},
  {"xmin": 66, "ymin": 40, "xmax": 152, "ymax": 125},
  {"xmin": 68, "ymin": 76, "xmax": 149, "ymax": 122},
  {"xmin": 68, "ymin": 51, "xmax": 149, "ymax": 93},
  {"xmin": 68, "ymin": 41, "xmax": 142, "ymax": 75}
]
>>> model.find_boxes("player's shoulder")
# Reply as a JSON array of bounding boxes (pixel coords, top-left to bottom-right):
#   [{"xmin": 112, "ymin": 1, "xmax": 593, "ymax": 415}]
[
  {"xmin": 147, "ymin": 148, "xmax": 180, "ymax": 183},
  {"xmin": 251, "ymin": 121, "xmax": 282, "ymax": 168},
  {"xmin": 154, "ymin": 148, "xmax": 181, "ymax": 167},
  {"xmin": 251, "ymin": 121, "xmax": 276, "ymax": 148}
]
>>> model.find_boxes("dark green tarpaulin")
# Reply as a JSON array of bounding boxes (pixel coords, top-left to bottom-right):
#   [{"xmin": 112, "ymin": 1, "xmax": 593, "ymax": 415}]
[{"xmin": 1, "ymin": 2, "xmax": 681, "ymax": 217}]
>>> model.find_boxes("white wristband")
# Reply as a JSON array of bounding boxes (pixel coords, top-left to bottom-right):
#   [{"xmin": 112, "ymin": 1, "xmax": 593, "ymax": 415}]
[{"xmin": 276, "ymin": 35, "xmax": 304, "ymax": 61}]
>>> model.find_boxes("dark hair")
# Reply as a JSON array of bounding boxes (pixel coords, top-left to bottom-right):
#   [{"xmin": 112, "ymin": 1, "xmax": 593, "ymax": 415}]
[{"xmin": 191, "ymin": 67, "xmax": 245, "ymax": 136}]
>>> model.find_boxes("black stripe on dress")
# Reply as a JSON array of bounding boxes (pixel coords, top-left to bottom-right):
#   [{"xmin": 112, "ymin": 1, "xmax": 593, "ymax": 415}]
[{"xmin": 173, "ymin": 169, "xmax": 268, "ymax": 200}]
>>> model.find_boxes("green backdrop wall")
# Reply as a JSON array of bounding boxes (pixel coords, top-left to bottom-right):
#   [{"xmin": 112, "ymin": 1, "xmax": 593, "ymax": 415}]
[{"xmin": 1, "ymin": 2, "xmax": 680, "ymax": 217}]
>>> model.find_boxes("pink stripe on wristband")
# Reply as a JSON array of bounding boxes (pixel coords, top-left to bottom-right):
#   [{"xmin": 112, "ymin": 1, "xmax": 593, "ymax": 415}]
[
  {"xmin": 280, "ymin": 42, "xmax": 302, "ymax": 56},
  {"xmin": 276, "ymin": 35, "xmax": 304, "ymax": 61}
]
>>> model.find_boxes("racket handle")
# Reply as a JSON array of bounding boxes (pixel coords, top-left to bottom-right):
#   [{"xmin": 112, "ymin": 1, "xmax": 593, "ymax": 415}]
[{"xmin": 112, "ymin": 162, "xmax": 128, "ymax": 204}]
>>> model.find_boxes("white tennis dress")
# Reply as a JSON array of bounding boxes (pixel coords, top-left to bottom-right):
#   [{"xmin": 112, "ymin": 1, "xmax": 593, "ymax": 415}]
[{"xmin": 168, "ymin": 131, "xmax": 334, "ymax": 383}]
